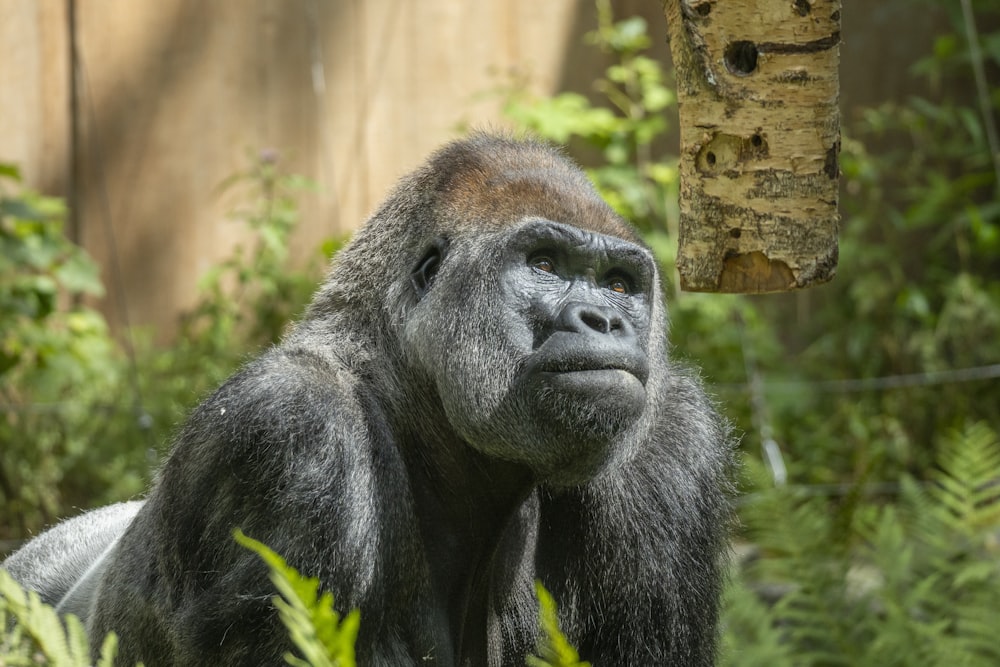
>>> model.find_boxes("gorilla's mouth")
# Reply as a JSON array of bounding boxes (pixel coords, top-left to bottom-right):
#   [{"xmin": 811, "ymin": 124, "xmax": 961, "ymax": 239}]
[
  {"xmin": 527, "ymin": 336, "xmax": 649, "ymax": 386},
  {"xmin": 538, "ymin": 367, "xmax": 646, "ymax": 397},
  {"xmin": 538, "ymin": 364, "xmax": 642, "ymax": 382},
  {"xmin": 527, "ymin": 349, "xmax": 649, "ymax": 415}
]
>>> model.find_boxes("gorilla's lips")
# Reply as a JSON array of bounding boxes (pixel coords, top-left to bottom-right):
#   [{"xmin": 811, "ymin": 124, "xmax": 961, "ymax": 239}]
[
  {"xmin": 523, "ymin": 339, "xmax": 649, "ymax": 457},
  {"xmin": 527, "ymin": 333, "xmax": 650, "ymax": 386}
]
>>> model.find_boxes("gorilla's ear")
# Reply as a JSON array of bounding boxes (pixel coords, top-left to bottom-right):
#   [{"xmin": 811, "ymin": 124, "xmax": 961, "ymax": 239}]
[{"xmin": 411, "ymin": 238, "xmax": 449, "ymax": 300}]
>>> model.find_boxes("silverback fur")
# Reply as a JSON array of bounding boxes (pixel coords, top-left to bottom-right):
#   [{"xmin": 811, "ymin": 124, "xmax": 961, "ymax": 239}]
[{"xmin": 3, "ymin": 133, "xmax": 733, "ymax": 666}]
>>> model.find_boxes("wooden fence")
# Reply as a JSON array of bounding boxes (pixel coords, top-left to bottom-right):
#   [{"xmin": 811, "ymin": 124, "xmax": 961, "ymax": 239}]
[{"xmin": 0, "ymin": 0, "xmax": 941, "ymax": 337}]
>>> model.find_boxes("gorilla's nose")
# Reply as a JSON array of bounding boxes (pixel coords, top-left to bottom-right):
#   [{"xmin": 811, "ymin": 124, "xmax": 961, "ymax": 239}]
[{"xmin": 558, "ymin": 302, "xmax": 631, "ymax": 338}]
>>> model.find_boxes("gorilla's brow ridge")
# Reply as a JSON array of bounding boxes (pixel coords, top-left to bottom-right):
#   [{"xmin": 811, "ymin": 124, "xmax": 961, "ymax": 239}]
[{"xmin": 512, "ymin": 218, "xmax": 655, "ymax": 278}]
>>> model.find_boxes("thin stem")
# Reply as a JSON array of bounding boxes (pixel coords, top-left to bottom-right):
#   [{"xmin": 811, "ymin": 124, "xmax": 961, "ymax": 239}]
[{"xmin": 960, "ymin": 0, "xmax": 1000, "ymax": 197}]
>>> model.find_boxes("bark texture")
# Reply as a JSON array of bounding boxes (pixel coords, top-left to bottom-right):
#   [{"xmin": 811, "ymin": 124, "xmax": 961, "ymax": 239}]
[{"xmin": 663, "ymin": 0, "xmax": 841, "ymax": 293}]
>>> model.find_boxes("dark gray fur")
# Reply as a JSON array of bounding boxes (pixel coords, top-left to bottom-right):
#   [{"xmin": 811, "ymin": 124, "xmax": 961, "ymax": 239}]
[{"xmin": 3, "ymin": 134, "xmax": 732, "ymax": 666}]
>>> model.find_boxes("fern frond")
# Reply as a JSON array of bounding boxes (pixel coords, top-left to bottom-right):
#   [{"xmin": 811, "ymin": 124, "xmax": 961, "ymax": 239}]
[
  {"xmin": 875, "ymin": 424, "xmax": 1000, "ymax": 666},
  {"xmin": 0, "ymin": 567, "xmax": 119, "ymax": 666},
  {"xmin": 726, "ymin": 425, "xmax": 1000, "ymax": 667},
  {"xmin": 718, "ymin": 574, "xmax": 795, "ymax": 667},
  {"xmin": 526, "ymin": 581, "xmax": 590, "ymax": 667},
  {"xmin": 929, "ymin": 423, "xmax": 1000, "ymax": 535},
  {"xmin": 234, "ymin": 529, "xmax": 359, "ymax": 667}
]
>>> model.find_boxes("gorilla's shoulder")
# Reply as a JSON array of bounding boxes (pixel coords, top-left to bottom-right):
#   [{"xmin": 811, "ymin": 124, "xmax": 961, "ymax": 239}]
[
  {"xmin": 211, "ymin": 345, "xmax": 354, "ymax": 406},
  {"xmin": 178, "ymin": 344, "xmax": 380, "ymax": 465}
]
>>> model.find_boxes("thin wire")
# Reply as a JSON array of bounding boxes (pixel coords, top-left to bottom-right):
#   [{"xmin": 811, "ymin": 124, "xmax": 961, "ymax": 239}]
[
  {"xmin": 716, "ymin": 362, "xmax": 1000, "ymax": 394},
  {"xmin": 736, "ymin": 481, "xmax": 908, "ymax": 508},
  {"xmin": 5, "ymin": 362, "xmax": 1000, "ymax": 414}
]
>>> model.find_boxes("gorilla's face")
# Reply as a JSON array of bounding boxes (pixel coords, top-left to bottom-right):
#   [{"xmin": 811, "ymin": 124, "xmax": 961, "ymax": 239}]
[{"xmin": 403, "ymin": 217, "xmax": 656, "ymax": 485}]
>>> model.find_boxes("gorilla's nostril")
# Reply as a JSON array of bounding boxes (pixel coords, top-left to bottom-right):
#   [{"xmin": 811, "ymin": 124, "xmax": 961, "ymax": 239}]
[
  {"xmin": 581, "ymin": 311, "xmax": 611, "ymax": 334},
  {"xmin": 559, "ymin": 302, "xmax": 628, "ymax": 337}
]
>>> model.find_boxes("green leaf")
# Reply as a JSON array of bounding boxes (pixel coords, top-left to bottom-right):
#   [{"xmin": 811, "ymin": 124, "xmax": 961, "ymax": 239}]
[
  {"xmin": 234, "ymin": 530, "xmax": 359, "ymax": 667},
  {"xmin": 55, "ymin": 253, "xmax": 106, "ymax": 296},
  {"xmin": 608, "ymin": 16, "xmax": 649, "ymax": 52},
  {"xmin": 0, "ymin": 568, "xmax": 120, "ymax": 666},
  {"xmin": 0, "ymin": 163, "xmax": 21, "ymax": 181},
  {"xmin": 933, "ymin": 34, "xmax": 958, "ymax": 60},
  {"xmin": 1, "ymin": 197, "xmax": 47, "ymax": 220},
  {"xmin": 526, "ymin": 582, "xmax": 590, "ymax": 667}
]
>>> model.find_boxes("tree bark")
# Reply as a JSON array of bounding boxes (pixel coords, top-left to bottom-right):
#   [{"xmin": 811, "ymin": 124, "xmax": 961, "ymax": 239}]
[{"xmin": 662, "ymin": 0, "xmax": 841, "ymax": 293}]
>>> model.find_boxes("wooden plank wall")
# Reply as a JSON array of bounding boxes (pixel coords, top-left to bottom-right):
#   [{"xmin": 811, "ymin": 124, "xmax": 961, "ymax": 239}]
[
  {"xmin": 0, "ymin": 0, "xmax": 945, "ymax": 338},
  {"xmin": 0, "ymin": 0, "xmax": 592, "ymax": 337}
]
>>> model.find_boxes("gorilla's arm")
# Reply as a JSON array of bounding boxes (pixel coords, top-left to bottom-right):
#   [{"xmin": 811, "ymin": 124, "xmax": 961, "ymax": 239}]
[
  {"xmin": 1, "ymin": 501, "xmax": 143, "ymax": 621},
  {"xmin": 535, "ymin": 367, "xmax": 732, "ymax": 666},
  {"xmin": 89, "ymin": 346, "xmax": 431, "ymax": 666}
]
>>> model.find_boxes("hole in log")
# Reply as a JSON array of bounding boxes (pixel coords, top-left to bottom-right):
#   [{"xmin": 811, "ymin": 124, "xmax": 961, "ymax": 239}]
[
  {"xmin": 729, "ymin": 228, "xmax": 742, "ymax": 239},
  {"xmin": 694, "ymin": 2, "xmax": 711, "ymax": 17},
  {"xmin": 724, "ymin": 41, "xmax": 758, "ymax": 76},
  {"xmin": 719, "ymin": 251, "xmax": 795, "ymax": 293},
  {"xmin": 794, "ymin": 0, "xmax": 811, "ymax": 16},
  {"xmin": 824, "ymin": 141, "xmax": 840, "ymax": 179},
  {"xmin": 751, "ymin": 134, "xmax": 763, "ymax": 148},
  {"xmin": 706, "ymin": 152, "xmax": 717, "ymax": 166}
]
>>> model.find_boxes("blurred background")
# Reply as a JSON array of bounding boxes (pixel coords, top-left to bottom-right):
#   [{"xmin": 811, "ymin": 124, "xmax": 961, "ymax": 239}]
[{"xmin": 1, "ymin": 0, "xmax": 998, "ymax": 663}]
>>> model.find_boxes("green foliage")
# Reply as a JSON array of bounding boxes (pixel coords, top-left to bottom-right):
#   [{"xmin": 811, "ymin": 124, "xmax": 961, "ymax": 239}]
[
  {"xmin": 527, "ymin": 582, "xmax": 591, "ymax": 667},
  {"xmin": 0, "ymin": 166, "xmax": 146, "ymax": 537},
  {"xmin": 499, "ymin": 0, "xmax": 678, "ymax": 235},
  {"xmin": 132, "ymin": 153, "xmax": 338, "ymax": 463},
  {"xmin": 0, "ymin": 568, "xmax": 121, "ymax": 666},
  {"xmin": 185, "ymin": 151, "xmax": 323, "ymax": 353},
  {"xmin": 235, "ymin": 530, "xmax": 360, "ymax": 667},
  {"xmin": 722, "ymin": 424, "xmax": 1000, "ymax": 666},
  {"xmin": 163, "ymin": 151, "xmax": 332, "ymax": 396},
  {"xmin": 0, "ymin": 153, "xmax": 334, "ymax": 540},
  {"xmin": 758, "ymin": 0, "xmax": 1000, "ymax": 483}
]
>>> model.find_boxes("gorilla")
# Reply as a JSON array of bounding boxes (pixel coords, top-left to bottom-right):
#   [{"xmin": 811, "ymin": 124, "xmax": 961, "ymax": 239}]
[{"xmin": 3, "ymin": 134, "xmax": 732, "ymax": 666}]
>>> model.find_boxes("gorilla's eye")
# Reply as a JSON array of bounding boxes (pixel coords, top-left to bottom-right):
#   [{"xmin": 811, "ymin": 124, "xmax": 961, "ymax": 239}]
[
  {"xmin": 411, "ymin": 240, "xmax": 447, "ymax": 300},
  {"xmin": 531, "ymin": 256, "xmax": 556, "ymax": 274},
  {"xmin": 608, "ymin": 277, "xmax": 629, "ymax": 294}
]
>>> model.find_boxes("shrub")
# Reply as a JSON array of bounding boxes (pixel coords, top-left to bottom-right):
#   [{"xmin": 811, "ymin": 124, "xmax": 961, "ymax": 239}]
[{"xmin": 0, "ymin": 165, "xmax": 145, "ymax": 537}]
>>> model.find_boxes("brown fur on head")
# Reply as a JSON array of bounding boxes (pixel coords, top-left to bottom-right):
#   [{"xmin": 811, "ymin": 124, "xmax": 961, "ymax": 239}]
[
  {"xmin": 307, "ymin": 133, "xmax": 642, "ymax": 326},
  {"xmin": 426, "ymin": 133, "xmax": 640, "ymax": 241}
]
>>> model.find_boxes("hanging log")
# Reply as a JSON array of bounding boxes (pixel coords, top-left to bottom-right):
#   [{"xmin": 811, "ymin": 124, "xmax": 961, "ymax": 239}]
[{"xmin": 662, "ymin": 0, "xmax": 841, "ymax": 293}]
